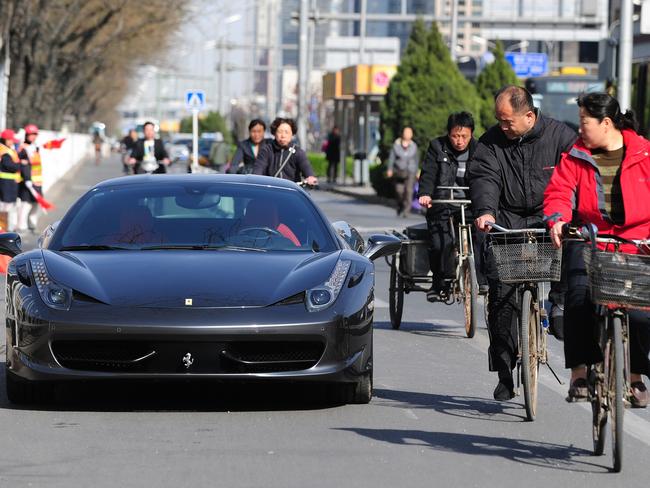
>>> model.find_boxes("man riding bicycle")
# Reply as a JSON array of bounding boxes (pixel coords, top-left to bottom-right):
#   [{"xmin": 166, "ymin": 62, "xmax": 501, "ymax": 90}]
[
  {"xmin": 129, "ymin": 121, "xmax": 170, "ymax": 174},
  {"xmin": 418, "ymin": 112, "xmax": 487, "ymax": 301},
  {"xmin": 545, "ymin": 92, "xmax": 650, "ymax": 407},
  {"xmin": 468, "ymin": 85, "xmax": 577, "ymax": 400}
]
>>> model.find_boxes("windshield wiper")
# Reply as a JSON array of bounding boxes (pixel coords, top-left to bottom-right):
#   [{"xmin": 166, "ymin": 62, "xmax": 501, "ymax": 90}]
[
  {"xmin": 59, "ymin": 245, "xmax": 130, "ymax": 251},
  {"xmin": 140, "ymin": 244, "xmax": 267, "ymax": 252}
]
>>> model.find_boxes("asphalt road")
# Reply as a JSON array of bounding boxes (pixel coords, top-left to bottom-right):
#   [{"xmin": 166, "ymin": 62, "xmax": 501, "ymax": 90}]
[{"xmin": 1, "ymin": 155, "xmax": 649, "ymax": 487}]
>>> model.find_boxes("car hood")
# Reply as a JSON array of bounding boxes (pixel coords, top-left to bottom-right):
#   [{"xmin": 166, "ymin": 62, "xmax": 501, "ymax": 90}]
[{"xmin": 41, "ymin": 249, "xmax": 342, "ymax": 308}]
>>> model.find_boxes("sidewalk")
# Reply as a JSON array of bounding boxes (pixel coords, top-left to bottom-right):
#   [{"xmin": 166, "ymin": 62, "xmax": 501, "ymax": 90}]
[
  {"xmin": 21, "ymin": 153, "xmax": 125, "ymax": 251},
  {"xmin": 322, "ymin": 182, "xmax": 396, "ymax": 208}
]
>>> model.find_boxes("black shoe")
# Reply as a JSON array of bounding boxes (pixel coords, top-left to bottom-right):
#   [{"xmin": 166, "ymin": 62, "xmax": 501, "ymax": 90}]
[
  {"xmin": 549, "ymin": 304, "xmax": 564, "ymax": 341},
  {"xmin": 478, "ymin": 284, "xmax": 489, "ymax": 296},
  {"xmin": 566, "ymin": 378, "xmax": 589, "ymax": 403},
  {"xmin": 426, "ymin": 289, "xmax": 444, "ymax": 302},
  {"xmin": 493, "ymin": 381, "xmax": 515, "ymax": 401},
  {"xmin": 493, "ymin": 371, "xmax": 515, "ymax": 401}
]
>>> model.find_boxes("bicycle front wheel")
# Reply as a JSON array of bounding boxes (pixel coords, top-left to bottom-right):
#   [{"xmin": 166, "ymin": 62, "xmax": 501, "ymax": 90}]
[
  {"xmin": 592, "ymin": 317, "xmax": 608, "ymax": 456},
  {"xmin": 462, "ymin": 256, "xmax": 478, "ymax": 338},
  {"xmin": 389, "ymin": 255, "xmax": 404, "ymax": 330},
  {"xmin": 609, "ymin": 315, "xmax": 624, "ymax": 472},
  {"xmin": 520, "ymin": 289, "xmax": 539, "ymax": 421}
]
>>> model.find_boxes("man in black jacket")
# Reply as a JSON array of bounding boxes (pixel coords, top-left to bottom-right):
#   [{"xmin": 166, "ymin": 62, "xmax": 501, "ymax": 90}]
[
  {"xmin": 419, "ymin": 112, "xmax": 486, "ymax": 300},
  {"xmin": 129, "ymin": 121, "xmax": 170, "ymax": 174},
  {"xmin": 468, "ymin": 85, "xmax": 577, "ymax": 400}
]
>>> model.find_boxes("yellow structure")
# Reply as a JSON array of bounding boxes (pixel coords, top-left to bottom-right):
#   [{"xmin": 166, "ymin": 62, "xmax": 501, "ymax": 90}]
[{"xmin": 340, "ymin": 64, "xmax": 397, "ymax": 96}]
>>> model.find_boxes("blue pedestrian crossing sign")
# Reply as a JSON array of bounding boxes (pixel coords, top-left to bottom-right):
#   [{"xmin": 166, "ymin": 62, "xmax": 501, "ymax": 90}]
[{"xmin": 185, "ymin": 90, "xmax": 206, "ymax": 110}]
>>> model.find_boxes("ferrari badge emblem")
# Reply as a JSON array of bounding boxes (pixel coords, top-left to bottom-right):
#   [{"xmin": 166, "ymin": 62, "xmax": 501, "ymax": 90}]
[
  {"xmin": 185, "ymin": 298, "xmax": 193, "ymax": 306},
  {"xmin": 182, "ymin": 353, "xmax": 194, "ymax": 369}
]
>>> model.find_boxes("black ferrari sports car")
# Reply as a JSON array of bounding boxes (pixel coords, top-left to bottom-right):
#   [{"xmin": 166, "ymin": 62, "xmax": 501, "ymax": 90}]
[{"xmin": 1, "ymin": 174, "xmax": 400, "ymax": 404}]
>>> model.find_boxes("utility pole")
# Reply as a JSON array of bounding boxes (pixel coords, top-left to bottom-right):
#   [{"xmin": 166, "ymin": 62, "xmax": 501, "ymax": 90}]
[
  {"xmin": 359, "ymin": 0, "xmax": 367, "ymax": 63},
  {"xmin": 449, "ymin": 0, "xmax": 459, "ymax": 61},
  {"xmin": 219, "ymin": 38, "xmax": 226, "ymax": 115},
  {"xmin": 0, "ymin": 33, "xmax": 10, "ymax": 129},
  {"xmin": 298, "ymin": 0, "xmax": 309, "ymax": 148},
  {"xmin": 618, "ymin": 0, "xmax": 633, "ymax": 110}
]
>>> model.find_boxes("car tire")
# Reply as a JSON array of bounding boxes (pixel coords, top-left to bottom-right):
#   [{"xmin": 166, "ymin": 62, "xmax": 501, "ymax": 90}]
[
  {"xmin": 6, "ymin": 370, "xmax": 49, "ymax": 405},
  {"xmin": 350, "ymin": 370, "xmax": 373, "ymax": 404}
]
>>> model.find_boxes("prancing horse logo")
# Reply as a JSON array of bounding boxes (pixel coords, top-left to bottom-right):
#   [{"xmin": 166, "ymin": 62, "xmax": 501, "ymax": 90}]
[{"xmin": 182, "ymin": 353, "xmax": 194, "ymax": 369}]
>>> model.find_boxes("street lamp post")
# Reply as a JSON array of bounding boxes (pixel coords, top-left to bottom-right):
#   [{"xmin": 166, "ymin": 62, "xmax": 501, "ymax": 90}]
[
  {"xmin": 618, "ymin": 0, "xmax": 634, "ymax": 110},
  {"xmin": 298, "ymin": 0, "xmax": 309, "ymax": 148}
]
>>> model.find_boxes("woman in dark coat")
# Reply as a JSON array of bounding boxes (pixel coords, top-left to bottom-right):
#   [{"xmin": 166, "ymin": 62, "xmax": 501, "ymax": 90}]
[{"xmin": 253, "ymin": 118, "xmax": 318, "ymax": 186}]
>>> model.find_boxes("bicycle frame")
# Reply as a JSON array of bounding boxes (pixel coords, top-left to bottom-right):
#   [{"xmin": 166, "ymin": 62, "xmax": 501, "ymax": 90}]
[{"xmin": 430, "ymin": 186, "xmax": 474, "ymax": 294}]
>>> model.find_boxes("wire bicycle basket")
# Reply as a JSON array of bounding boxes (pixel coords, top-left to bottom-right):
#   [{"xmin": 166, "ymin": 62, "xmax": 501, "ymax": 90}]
[
  {"xmin": 583, "ymin": 247, "xmax": 650, "ymax": 310},
  {"xmin": 487, "ymin": 230, "xmax": 562, "ymax": 283}
]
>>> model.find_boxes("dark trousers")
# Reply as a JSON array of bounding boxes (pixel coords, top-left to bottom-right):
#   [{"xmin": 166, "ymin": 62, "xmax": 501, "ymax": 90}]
[
  {"xmin": 564, "ymin": 242, "xmax": 650, "ymax": 376},
  {"xmin": 327, "ymin": 159, "xmax": 339, "ymax": 183},
  {"xmin": 393, "ymin": 170, "xmax": 416, "ymax": 213},
  {"xmin": 426, "ymin": 206, "xmax": 487, "ymax": 289},
  {"xmin": 485, "ymin": 242, "xmax": 567, "ymax": 373}
]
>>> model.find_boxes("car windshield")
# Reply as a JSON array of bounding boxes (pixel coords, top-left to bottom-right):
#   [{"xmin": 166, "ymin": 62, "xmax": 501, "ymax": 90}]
[{"xmin": 50, "ymin": 181, "xmax": 337, "ymax": 253}]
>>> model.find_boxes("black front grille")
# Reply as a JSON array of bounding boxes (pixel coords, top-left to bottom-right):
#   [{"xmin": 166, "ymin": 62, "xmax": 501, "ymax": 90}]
[
  {"xmin": 52, "ymin": 341, "xmax": 156, "ymax": 372},
  {"xmin": 51, "ymin": 340, "xmax": 325, "ymax": 374},
  {"xmin": 220, "ymin": 341, "xmax": 324, "ymax": 373}
]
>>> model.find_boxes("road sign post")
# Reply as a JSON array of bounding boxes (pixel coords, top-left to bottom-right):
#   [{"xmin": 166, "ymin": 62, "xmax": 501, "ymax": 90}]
[{"xmin": 185, "ymin": 90, "xmax": 206, "ymax": 173}]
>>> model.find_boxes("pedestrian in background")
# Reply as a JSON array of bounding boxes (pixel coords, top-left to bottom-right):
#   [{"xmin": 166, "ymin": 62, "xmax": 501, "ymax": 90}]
[
  {"xmin": 17, "ymin": 124, "xmax": 43, "ymax": 232},
  {"xmin": 92, "ymin": 130, "xmax": 103, "ymax": 165},
  {"xmin": 120, "ymin": 129, "xmax": 138, "ymax": 174},
  {"xmin": 387, "ymin": 127, "xmax": 418, "ymax": 217},
  {"xmin": 324, "ymin": 126, "xmax": 341, "ymax": 184},
  {"xmin": 228, "ymin": 119, "xmax": 268, "ymax": 175},
  {"xmin": 0, "ymin": 129, "xmax": 25, "ymax": 231}
]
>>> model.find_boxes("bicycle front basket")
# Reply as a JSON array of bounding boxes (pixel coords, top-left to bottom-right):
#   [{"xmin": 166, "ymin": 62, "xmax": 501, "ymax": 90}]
[
  {"xmin": 487, "ymin": 232, "xmax": 562, "ymax": 283},
  {"xmin": 583, "ymin": 247, "xmax": 650, "ymax": 310}
]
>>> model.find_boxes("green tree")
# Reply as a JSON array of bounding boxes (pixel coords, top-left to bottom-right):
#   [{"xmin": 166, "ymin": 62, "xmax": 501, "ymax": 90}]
[
  {"xmin": 179, "ymin": 111, "xmax": 232, "ymax": 144},
  {"xmin": 380, "ymin": 19, "xmax": 484, "ymax": 158},
  {"xmin": 475, "ymin": 40, "xmax": 520, "ymax": 130}
]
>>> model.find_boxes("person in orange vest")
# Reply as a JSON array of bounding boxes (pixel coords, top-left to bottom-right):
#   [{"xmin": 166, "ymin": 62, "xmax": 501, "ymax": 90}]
[
  {"xmin": 17, "ymin": 124, "xmax": 43, "ymax": 232},
  {"xmin": 0, "ymin": 129, "xmax": 25, "ymax": 231}
]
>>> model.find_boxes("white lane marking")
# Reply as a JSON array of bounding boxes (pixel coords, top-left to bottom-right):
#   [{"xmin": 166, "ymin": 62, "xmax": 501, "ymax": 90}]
[
  {"xmin": 447, "ymin": 318, "xmax": 650, "ymax": 447},
  {"xmin": 375, "ymin": 298, "xmax": 389, "ymax": 309},
  {"xmin": 403, "ymin": 408, "xmax": 419, "ymax": 420}
]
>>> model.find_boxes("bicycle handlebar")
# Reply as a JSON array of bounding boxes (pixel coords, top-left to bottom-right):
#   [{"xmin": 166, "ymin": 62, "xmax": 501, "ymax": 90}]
[{"xmin": 485, "ymin": 221, "xmax": 547, "ymax": 234}]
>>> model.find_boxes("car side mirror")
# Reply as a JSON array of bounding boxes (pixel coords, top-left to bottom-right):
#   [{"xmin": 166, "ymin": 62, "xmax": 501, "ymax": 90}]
[
  {"xmin": 363, "ymin": 234, "xmax": 401, "ymax": 261},
  {"xmin": 331, "ymin": 221, "xmax": 365, "ymax": 253},
  {"xmin": 38, "ymin": 220, "xmax": 60, "ymax": 249},
  {"xmin": 0, "ymin": 232, "xmax": 22, "ymax": 257}
]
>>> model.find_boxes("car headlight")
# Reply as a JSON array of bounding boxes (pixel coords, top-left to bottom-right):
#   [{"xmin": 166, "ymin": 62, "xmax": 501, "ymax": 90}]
[
  {"xmin": 306, "ymin": 260, "xmax": 351, "ymax": 312},
  {"xmin": 30, "ymin": 258, "xmax": 72, "ymax": 310}
]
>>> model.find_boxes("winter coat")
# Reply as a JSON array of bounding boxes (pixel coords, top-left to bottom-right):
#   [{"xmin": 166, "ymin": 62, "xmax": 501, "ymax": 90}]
[
  {"xmin": 253, "ymin": 140, "xmax": 314, "ymax": 182},
  {"xmin": 467, "ymin": 111, "xmax": 577, "ymax": 229},
  {"xmin": 228, "ymin": 138, "xmax": 270, "ymax": 174},
  {"xmin": 544, "ymin": 129, "xmax": 650, "ymax": 250},
  {"xmin": 388, "ymin": 139, "xmax": 419, "ymax": 174},
  {"xmin": 418, "ymin": 136, "xmax": 478, "ymax": 200}
]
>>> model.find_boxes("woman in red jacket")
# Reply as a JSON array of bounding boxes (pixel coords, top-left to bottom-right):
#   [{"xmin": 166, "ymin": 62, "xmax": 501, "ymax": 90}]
[{"xmin": 544, "ymin": 92, "xmax": 650, "ymax": 407}]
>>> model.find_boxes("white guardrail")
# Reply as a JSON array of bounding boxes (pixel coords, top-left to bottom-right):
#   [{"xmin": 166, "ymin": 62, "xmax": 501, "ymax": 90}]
[{"xmin": 35, "ymin": 130, "xmax": 95, "ymax": 193}]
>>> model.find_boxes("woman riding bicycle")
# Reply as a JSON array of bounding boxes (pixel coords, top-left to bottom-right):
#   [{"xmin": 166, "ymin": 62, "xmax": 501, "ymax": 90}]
[{"xmin": 544, "ymin": 92, "xmax": 650, "ymax": 407}]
